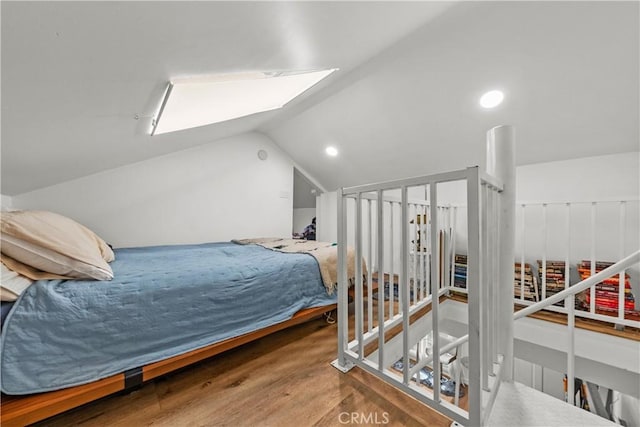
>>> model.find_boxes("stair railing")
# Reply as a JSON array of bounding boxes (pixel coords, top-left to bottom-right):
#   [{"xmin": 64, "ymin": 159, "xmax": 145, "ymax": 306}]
[
  {"xmin": 426, "ymin": 250, "xmax": 640, "ymax": 410},
  {"xmin": 513, "ymin": 249, "xmax": 640, "ymax": 405}
]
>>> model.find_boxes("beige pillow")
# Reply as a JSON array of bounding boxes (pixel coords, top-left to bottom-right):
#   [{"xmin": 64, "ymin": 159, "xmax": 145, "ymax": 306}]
[
  {"xmin": 1, "ymin": 255, "xmax": 69, "ymax": 281},
  {"xmin": 1, "ymin": 261, "xmax": 34, "ymax": 301},
  {"xmin": 0, "ymin": 210, "xmax": 115, "ymax": 281},
  {"xmin": 2, "ymin": 234, "xmax": 113, "ymax": 280}
]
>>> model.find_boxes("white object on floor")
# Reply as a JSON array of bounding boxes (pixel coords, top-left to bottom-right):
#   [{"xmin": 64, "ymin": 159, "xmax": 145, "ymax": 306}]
[
  {"xmin": 453, "ymin": 356, "xmax": 469, "ymax": 407},
  {"xmin": 486, "ymin": 381, "xmax": 617, "ymax": 427}
]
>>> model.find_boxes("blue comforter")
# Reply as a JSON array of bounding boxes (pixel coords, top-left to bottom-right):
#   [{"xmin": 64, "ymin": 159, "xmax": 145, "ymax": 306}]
[{"xmin": 1, "ymin": 242, "xmax": 336, "ymax": 395}]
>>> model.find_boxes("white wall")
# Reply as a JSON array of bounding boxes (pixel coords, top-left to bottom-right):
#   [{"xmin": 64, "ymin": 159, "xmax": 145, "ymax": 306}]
[
  {"xmin": 453, "ymin": 151, "xmax": 639, "ymax": 247},
  {"xmin": 317, "ymin": 192, "xmax": 338, "ymax": 244},
  {"xmin": 447, "ymin": 153, "xmax": 639, "ymax": 302},
  {"xmin": 1, "ymin": 194, "xmax": 12, "ymax": 210},
  {"xmin": 517, "ymin": 152, "xmax": 639, "ymax": 203},
  {"xmin": 12, "ymin": 132, "xmax": 294, "ymax": 248},
  {"xmin": 293, "ymin": 208, "xmax": 316, "ymax": 235},
  {"xmin": 317, "ymin": 152, "xmax": 639, "ymax": 300},
  {"xmin": 517, "ymin": 153, "xmax": 639, "ymax": 306}
]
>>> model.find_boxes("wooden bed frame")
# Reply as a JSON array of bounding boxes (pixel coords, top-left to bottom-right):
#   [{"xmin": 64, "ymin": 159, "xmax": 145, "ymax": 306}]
[{"xmin": 0, "ymin": 303, "xmax": 336, "ymax": 427}]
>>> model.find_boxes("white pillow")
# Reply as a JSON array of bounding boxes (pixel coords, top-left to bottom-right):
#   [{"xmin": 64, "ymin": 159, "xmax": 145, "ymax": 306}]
[
  {"xmin": 1, "ymin": 262, "xmax": 34, "ymax": 301},
  {"xmin": 1, "ymin": 210, "xmax": 114, "ymax": 281},
  {"xmin": 1, "ymin": 234, "xmax": 113, "ymax": 281}
]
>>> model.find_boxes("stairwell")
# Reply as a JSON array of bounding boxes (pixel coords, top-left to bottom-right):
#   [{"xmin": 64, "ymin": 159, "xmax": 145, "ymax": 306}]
[{"xmin": 441, "ymin": 295, "xmax": 639, "ymax": 426}]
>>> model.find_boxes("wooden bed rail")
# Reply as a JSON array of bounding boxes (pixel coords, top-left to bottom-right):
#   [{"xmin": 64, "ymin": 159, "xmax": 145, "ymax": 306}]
[{"xmin": 1, "ymin": 375, "xmax": 124, "ymax": 427}]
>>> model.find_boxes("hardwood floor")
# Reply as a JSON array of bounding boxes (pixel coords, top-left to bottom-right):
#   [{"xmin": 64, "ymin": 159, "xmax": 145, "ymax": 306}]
[
  {"xmin": 36, "ymin": 284, "xmax": 635, "ymax": 427},
  {"xmin": 14, "ymin": 284, "xmax": 635, "ymax": 426},
  {"xmin": 34, "ymin": 312, "xmax": 452, "ymax": 427}
]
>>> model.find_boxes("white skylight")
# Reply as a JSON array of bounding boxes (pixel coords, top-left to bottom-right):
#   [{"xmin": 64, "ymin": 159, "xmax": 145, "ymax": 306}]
[
  {"xmin": 151, "ymin": 69, "xmax": 337, "ymax": 135},
  {"xmin": 479, "ymin": 90, "xmax": 504, "ymax": 109}
]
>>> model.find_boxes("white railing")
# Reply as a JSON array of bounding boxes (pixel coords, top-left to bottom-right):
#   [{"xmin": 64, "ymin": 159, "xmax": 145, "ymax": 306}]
[
  {"xmin": 450, "ymin": 198, "xmax": 640, "ymax": 329},
  {"xmin": 333, "ymin": 166, "xmax": 505, "ymax": 427},
  {"xmin": 419, "ymin": 250, "xmax": 640, "ymax": 413},
  {"xmin": 514, "ymin": 200, "xmax": 639, "ymax": 328},
  {"xmin": 346, "ymin": 192, "xmax": 456, "ymax": 326},
  {"xmin": 331, "ymin": 125, "xmax": 637, "ymax": 426},
  {"xmin": 513, "ymin": 251, "xmax": 640, "ymax": 405}
]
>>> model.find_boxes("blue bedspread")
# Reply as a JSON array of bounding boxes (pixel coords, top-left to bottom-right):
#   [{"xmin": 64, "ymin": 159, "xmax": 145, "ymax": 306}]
[{"xmin": 0, "ymin": 242, "xmax": 335, "ymax": 395}]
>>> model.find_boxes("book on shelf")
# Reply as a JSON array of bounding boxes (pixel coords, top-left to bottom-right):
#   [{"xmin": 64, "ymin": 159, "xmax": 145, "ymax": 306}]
[
  {"xmin": 585, "ymin": 294, "xmax": 635, "ymax": 312},
  {"xmin": 578, "ymin": 261, "xmax": 629, "ymax": 278},
  {"xmin": 452, "ymin": 254, "xmax": 467, "ymax": 289},
  {"xmin": 578, "ymin": 260, "xmax": 636, "ymax": 313},
  {"xmin": 514, "ymin": 288, "xmax": 538, "ymax": 300},
  {"xmin": 537, "ymin": 259, "xmax": 574, "ymax": 307},
  {"xmin": 577, "ymin": 272, "xmax": 630, "ymax": 287},
  {"xmin": 578, "ymin": 260, "xmax": 615, "ymax": 270},
  {"xmin": 514, "ymin": 262, "xmax": 538, "ymax": 302},
  {"xmin": 595, "ymin": 284, "xmax": 631, "ymax": 293},
  {"xmin": 593, "ymin": 290, "xmax": 634, "ymax": 300}
]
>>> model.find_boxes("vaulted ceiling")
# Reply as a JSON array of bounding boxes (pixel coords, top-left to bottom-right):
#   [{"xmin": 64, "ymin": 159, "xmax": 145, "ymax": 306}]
[{"xmin": 2, "ymin": 1, "xmax": 638, "ymax": 195}]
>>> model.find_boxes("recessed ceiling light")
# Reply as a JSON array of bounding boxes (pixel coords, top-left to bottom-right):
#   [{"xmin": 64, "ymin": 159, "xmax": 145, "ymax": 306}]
[
  {"xmin": 479, "ymin": 90, "xmax": 504, "ymax": 109},
  {"xmin": 151, "ymin": 69, "xmax": 337, "ymax": 135},
  {"xmin": 325, "ymin": 146, "xmax": 338, "ymax": 157}
]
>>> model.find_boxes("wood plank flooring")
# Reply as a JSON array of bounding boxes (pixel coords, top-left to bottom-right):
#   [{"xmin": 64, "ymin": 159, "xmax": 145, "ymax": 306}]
[
  {"xmin": 28, "ymin": 286, "xmax": 634, "ymax": 426},
  {"xmin": 33, "ymin": 311, "xmax": 452, "ymax": 427}
]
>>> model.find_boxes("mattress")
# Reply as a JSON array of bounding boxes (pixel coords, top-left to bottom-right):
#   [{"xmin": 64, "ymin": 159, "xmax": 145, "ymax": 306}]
[{"xmin": 1, "ymin": 241, "xmax": 336, "ymax": 395}]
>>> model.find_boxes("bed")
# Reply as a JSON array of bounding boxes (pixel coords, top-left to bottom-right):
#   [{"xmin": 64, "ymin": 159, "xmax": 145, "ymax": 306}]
[{"xmin": 1, "ymin": 240, "xmax": 339, "ymax": 425}]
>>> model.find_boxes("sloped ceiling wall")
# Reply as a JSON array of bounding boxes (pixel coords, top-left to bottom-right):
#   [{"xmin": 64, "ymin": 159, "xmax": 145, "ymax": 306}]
[
  {"xmin": 293, "ymin": 168, "xmax": 317, "ymax": 209},
  {"xmin": 1, "ymin": 2, "xmax": 638, "ymax": 195},
  {"xmin": 1, "ymin": 1, "xmax": 452, "ymax": 195},
  {"xmin": 264, "ymin": 1, "xmax": 639, "ymax": 191}
]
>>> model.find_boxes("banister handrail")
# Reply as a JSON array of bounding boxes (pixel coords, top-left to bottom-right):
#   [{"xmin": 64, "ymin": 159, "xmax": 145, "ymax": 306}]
[
  {"xmin": 515, "ymin": 249, "xmax": 639, "ymax": 409},
  {"xmin": 514, "ymin": 250, "xmax": 640, "ymax": 320},
  {"xmin": 426, "ymin": 250, "xmax": 640, "ymax": 365}
]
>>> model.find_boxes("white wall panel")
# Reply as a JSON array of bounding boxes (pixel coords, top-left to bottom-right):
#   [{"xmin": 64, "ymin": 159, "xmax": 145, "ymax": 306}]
[{"xmin": 12, "ymin": 133, "xmax": 294, "ymax": 248}]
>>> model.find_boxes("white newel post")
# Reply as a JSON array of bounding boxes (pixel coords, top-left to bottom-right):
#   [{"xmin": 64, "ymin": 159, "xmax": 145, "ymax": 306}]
[
  {"xmin": 336, "ymin": 187, "xmax": 348, "ymax": 369},
  {"xmin": 486, "ymin": 125, "xmax": 515, "ymax": 382}
]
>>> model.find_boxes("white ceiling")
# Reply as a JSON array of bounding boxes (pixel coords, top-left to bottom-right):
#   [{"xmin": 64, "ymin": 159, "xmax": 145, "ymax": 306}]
[
  {"xmin": 1, "ymin": 1, "xmax": 451, "ymax": 195},
  {"xmin": 2, "ymin": 1, "xmax": 638, "ymax": 195},
  {"xmin": 265, "ymin": 1, "xmax": 640, "ymax": 191}
]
